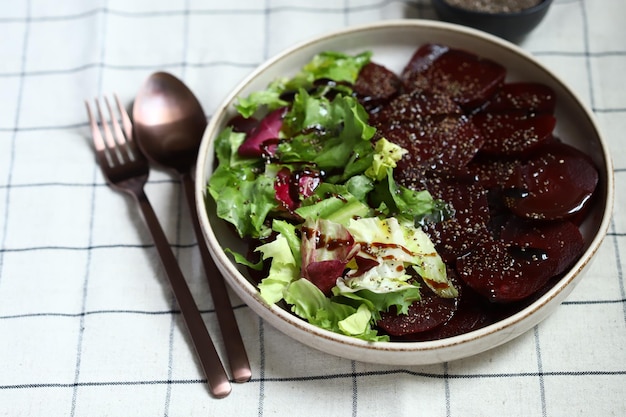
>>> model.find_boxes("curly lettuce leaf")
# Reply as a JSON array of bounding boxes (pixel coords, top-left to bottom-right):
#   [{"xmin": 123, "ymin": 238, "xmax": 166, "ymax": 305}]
[
  {"xmin": 235, "ymin": 51, "xmax": 371, "ymax": 118},
  {"xmin": 295, "ymin": 181, "xmax": 372, "ymax": 226},
  {"xmin": 370, "ymin": 167, "xmax": 449, "ymax": 224},
  {"xmin": 236, "ymin": 78, "xmax": 290, "ymax": 118},
  {"xmin": 208, "ymin": 127, "xmax": 277, "ymax": 239},
  {"xmin": 284, "ymin": 278, "xmax": 387, "ymax": 342},
  {"xmin": 278, "ymin": 91, "xmax": 376, "ymax": 176},
  {"xmin": 286, "ymin": 50, "xmax": 372, "ymax": 90},
  {"xmin": 256, "ymin": 232, "xmax": 300, "ymax": 304}
]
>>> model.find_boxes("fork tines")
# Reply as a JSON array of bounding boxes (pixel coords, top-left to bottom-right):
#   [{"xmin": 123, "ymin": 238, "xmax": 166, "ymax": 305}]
[{"xmin": 85, "ymin": 95, "xmax": 138, "ymax": 168}]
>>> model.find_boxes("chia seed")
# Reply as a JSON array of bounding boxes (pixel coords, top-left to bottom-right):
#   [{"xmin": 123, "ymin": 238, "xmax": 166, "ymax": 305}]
[{"xmin": 444, "ymin": 0, "xmax": 543, "ymax": 13}]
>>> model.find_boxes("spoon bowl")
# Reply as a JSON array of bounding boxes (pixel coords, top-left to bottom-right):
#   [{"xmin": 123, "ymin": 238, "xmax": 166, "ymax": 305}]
[
  {"xmin": 133, "ymin": 72, "xmax": 207, "ymax": 173},
  {"xmin": 132, "ymin": 71, "xmax": 252, "ymax": 383}
]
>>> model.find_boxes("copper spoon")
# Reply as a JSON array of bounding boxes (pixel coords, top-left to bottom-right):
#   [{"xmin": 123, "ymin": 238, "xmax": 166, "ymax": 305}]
[{"xmin": 132, "ymin": 72, "xmax": 252, "ymax": 384}]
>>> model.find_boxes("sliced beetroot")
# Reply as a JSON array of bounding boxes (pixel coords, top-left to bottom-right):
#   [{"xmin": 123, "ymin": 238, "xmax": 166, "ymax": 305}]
[
  {"xmin": 376, "ymin": 274, "xmax": 459, "ymax": 336},
  {"xmin": 376, "ymin": 293, "xmax": 457, "ymax": 336},
  {"xmin": 401, "ymin": 43, "xmax": 506, "ymax": 111},
  {"xmin": 238, "ymin": 107, "xmax": 288, "ymax": 157},
  {"xmin": 417, "ymin": 174, "xmax": 492, "ymax": 263},
  {"xmin": 503, "ymin": 141, "xmax": 599, "ymax": 220},
  {"xmin": 400, "ymin": 302, "xmax": 491, "ymax": 341},
  {"xmin": 483, "ymin": 82, "xmax": 556, "ymax": 114},
  {"xmin": 396, "ymin": 281, "xmax": 493, "ymax": 341},
  {"xmin": 353, "ymin": 62, "xmax": 402, "ymax": 111},
  {"xmin": 370, "ymin": 89, "xmax": 462, "ymax": 126},
  {"xmin": 383, "ymin": 114, "xmax": 484, "ymax": 170},
  {"xmin": 500, "ymin": 218, "xmax": 585, "ymax": 277},
  {"xmin": 401, "ymin": 43, "xmax": 449, "ymax": 77},
  {"xmin": 304, "ymin": 260, "xmax": 347, "ymax": 295},
  {"xmin": 456, "ymin": 239, "xmax": 555, "ymax": 303},
  {"xmin": 473, "ymin": 112, "xmax": 556, "ymax": 157},
  {"xmin": 466, "ymin": 156, "xmax": 522, "ymax": 189}
]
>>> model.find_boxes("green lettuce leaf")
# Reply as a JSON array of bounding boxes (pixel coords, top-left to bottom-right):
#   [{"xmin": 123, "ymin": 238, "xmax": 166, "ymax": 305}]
[
  {"xmin": 295, "ymin": 181, "xmax": 372, "ymax": 226},
  {"xmin": 278, "ymin": 91, "xmax": 376, "ymax": 177},
  {"xmin": 236, "ymin": 78, "xmax": 289, "ymax": 118},
  {"xmin": 208, "ymin": 128, "xmax": 277, "ymax": 239},
  {"xmin": 235, "ymin": 50, "xmax": 371, "ymax": 118},
  {"xmin": 333, "ymin": 287, "xmax": 421, "ymax": 318},
  {"xmin": 257, "ymin": 233, "xmax": 300, "ymax": 304},
  {"xmin": 285, "ymin": 50, "xmax": 372, "ymax": 90},
  {"xmin": 370, "ymin": 167, "xmax": 448, "ymax": 224},
  {"xmin": 365, "ymin": 138, "xmax": 408, "ymax": 181},
  {"xmin": 284, "ymin": 278, "xmax": 387, "ymax": 342}
]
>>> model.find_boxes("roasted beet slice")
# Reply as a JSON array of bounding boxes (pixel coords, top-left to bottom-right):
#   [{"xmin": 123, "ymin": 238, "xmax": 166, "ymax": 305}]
[
  {"xmin": 396, "ymin": 281, "xmax": 493, "ymax": 341},
  {"xmin": 473, "ymin": 112, "xmax": 556, "ymax": 157},
  {"xmin": 370, "ymin": 89, "xmax": 462, "ymax": 126},
  {"xmin": 466, "ymin": 156, "xmax": 522, "ymax": 189},
  {"xmin": 456, "ymin": 239, "xmax": 555, "ymax": 303},
  {"xmin": 304, "ymin": 260, "xmax": 347, "ymax": 295},
  {"xmin": 383, "ymin": 114, "xmax": 484, "ymax": 170},
  {"xmin": 353, "ymin": 62, "xmax": 402, "ymax": 111},
  {"xmin": 501, "ymin": 218, "xmax": 585, "ymax": 277},
  {"xmin": 377, "ymin": 275, "xmax": 458, "ymax": 336},
  {"xmin": 503, "ymin": 141, "xmax": 599, "ymax": 220},
  {"xmin": 482, "ymin": 82, "xmax": 556, "ymax": 114},
  {"xmin": 417, "ymin": 174, "xmax": 492, "ymax": 263},
  {"xmin": 401, "ymin": 43, "xmax": 506, "ymax": 111},
  {"xmin": 377, "ymin": 294, "xmax": 457, "ymax": 336},
  {"xmin": 238, "ymin": 107, "xmax": 287, "ymax": 157}
]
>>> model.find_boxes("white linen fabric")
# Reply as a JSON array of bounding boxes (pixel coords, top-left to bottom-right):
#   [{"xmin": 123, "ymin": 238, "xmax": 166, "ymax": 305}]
[{"xmin": 0, "ymin": 1, "xmax": 624, "ymax": 416}]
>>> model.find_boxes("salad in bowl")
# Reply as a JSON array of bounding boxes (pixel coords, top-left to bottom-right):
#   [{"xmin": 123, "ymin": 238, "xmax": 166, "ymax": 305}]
[{"xmin": 196, "ymin": 20, "xmax": 612, "ymax": 365}]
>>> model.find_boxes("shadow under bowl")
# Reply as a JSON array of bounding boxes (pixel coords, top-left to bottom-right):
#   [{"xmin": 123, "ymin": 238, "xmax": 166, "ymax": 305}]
[{"xmin": 431, "ymin": 0, "xmax": 554, "ymax": 42}]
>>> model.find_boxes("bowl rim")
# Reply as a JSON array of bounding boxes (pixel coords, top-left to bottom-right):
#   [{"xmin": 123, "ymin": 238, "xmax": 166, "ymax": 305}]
[{"xmin": 195, "ymin": 19, "xmax": 614, "ymax": 360}]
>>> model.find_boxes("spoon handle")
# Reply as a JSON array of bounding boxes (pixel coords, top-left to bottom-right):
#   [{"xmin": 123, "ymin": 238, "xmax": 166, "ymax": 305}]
[
  {"xmin": 134, "ymin": 188, "xmax": 232, "ymax": 398},
  {"xmin": 182, "ymin": 172, "xmax": 252, "ymax": 383}
]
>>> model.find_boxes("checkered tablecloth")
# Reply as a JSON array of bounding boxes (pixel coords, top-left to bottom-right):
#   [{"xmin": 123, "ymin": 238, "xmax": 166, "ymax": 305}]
[{"xmin": 1, "ymin": 1, "xmax": 624, "ymax": 416}]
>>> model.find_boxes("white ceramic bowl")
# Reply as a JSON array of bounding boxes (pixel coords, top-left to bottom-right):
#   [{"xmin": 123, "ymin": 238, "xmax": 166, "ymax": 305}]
[{"xmin": 195, "ymin": 20, "xmax": 613, "ymax": 365}]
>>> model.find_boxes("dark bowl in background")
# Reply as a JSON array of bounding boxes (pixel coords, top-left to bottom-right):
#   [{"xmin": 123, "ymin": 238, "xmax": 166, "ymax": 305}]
[{"xmin": 431, "ymin": 0, "xmax": 553, "ymax": 42}]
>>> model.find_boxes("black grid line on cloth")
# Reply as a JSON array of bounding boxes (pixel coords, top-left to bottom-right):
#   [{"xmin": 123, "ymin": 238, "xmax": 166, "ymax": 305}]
[
  {"xmin": 0, "ymin": 0, "xmax": 433, "ymax": 23},
  {"xmin": 2, "ymin": 368, "xmax": 625, "ymax": 390},
  {"xmin": 609, "ymin": 221, "xmax": 626, "ymax": 326},
  {"xmin": 68, "ymin": 1, "xmax": 108, "ymax": 414},
  {"xmin": 0, "ymin": 242, "xmax": 201, "ymax": 253},
  {"xmin": 162, "ymin": 2, "xmax": 193, "ymax": 413},
  {"xmin": 533, "ymin": 326, "xmax": 547, "ymax": 417},
  {"xmin": 0, "ymin": 296, "xmax": 619, "ymax": 323},
  {"xmin": 351, "ymin": 360, "xmax": 358, "ymax": 417},
  {"xmin": 0, "ymin": 0, "xmax": 30, "ymax": 293},
  {"xmin": 535, "ymin": 0, "xmax": 585, "ymax": 414}
]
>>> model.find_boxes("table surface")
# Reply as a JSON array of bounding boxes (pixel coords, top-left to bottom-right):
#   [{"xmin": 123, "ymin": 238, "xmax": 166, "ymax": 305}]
[{"xmin": 1, "ymin": 1, "xmax": 624, "ymax": 416}]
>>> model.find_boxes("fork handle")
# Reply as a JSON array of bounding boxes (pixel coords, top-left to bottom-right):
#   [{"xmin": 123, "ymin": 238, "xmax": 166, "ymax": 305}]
[
  {"xmin": 134, "ymin": 189, "xmax": 231, "ymax": 398},
  {"xmin": 181, "ymin": 171, "xmax": 252, "ymax": 383}
]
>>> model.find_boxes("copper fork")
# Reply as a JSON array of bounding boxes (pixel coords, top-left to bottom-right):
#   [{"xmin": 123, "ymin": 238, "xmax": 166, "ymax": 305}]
[{"xmin": 85, "ymin": 95, "xmax": 231, "ymax": 398}]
